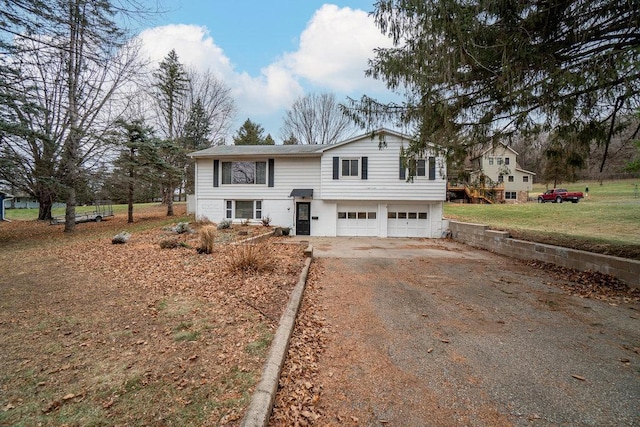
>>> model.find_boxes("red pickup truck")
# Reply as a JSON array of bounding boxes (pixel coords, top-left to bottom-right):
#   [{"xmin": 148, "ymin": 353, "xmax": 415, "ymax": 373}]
[{"xmin": 538, "ymin": 188, "xmax": 584, "ymax": 203}]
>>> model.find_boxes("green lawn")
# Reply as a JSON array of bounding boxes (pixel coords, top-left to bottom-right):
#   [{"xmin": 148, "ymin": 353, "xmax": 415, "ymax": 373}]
[
  {"xmin": 5, "ymin": 202, "xmax": 173, "ymax": 221},
  {"xmin": 445, "ymin": 179, "xmax": 640, "ymax": 247}
]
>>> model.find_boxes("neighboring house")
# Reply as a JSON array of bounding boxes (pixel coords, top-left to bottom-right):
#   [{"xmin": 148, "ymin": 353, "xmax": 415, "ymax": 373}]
[
  {"xmin": 469, "ymin": 144, "xmax": 536, "ymax": 203},
  {"xmin": 0, "ymin": 191, "xmax": 13, "ymax": 221},
  {"xmin": 189, "ymin": 129, "xmax": 447, "ymax": 237},
  {"xmin": 8, "ymin": 192, "xmax": 39, "ymax": 209}
]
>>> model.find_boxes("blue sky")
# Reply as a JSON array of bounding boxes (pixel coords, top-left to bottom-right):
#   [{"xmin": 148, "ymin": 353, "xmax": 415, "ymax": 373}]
[{"xmin": 136, "ymin": 1, "xmax": 396, "ymax": 142}]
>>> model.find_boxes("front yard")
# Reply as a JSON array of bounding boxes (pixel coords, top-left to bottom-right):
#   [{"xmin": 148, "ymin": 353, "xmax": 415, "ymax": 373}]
[{"xmin": 0, "ymin": 204, "xmax": 306, "ymax": 426}]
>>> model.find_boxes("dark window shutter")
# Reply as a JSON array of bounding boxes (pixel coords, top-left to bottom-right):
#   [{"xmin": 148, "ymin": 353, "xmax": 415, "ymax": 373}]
[
  {"xmin": 361, "ymin": 157, "xmax": 368, "ymax": 180},
  {"xmin": 268, "ymin": 158, "xmax": 275, "ymax": 187},
  {"xmin": 213, "ymin": 160, "xmax": 219, "ymax": 187},
  {"xmin": 333, "ymin": 157, "xmax": 339, "ymax": 180},
  {"xmin": 428, "ymin": 156, "xmax": 436, "ymax": 180},
  {"xmin": 399, "ymin": 157, "xmax": 406, "ymax": 180}
]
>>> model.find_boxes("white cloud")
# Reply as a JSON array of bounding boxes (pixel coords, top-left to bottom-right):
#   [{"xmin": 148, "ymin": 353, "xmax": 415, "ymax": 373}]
[
  {"xmin": 136, "ymin": 24, "xmax": 302, "ymax": 120},
  {"xmin": 281, "ymin": 4, "xmax": 394, "ymax": 93},
  {"xmin": 135, "ymin": 7, "xmax": 396, "ymax": 139}
]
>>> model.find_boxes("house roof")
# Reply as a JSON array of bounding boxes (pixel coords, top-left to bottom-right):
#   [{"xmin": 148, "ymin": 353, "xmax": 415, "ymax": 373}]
[
  {"xmin": 189, "ymin": 144, "xmax": 327, "ymax": 158},
  {"xmin": 188, "ymin": 128, "xmax": 416, "ymax": 159},
  {"xmin": 471, "ymin": 143, "xmax": 519, "ymax": 159},
  {"xmin": 515, "ymin": 166, "xmax": 536, "ymax": 176}
]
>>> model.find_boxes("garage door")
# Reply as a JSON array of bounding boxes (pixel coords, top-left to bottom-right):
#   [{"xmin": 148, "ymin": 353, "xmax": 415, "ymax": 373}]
[
  {"xmin": 387, "ymin": 206, "xmax": 429, "ymax": 237},
  {"xmin": 337, "ymin": 205, "xmax": 378, "ymax": 236}
]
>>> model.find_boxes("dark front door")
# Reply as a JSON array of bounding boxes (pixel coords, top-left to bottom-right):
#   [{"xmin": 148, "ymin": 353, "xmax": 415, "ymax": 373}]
[{"xmin": 295, "ymin": 202, "xmax": 311, "ymax": 236}]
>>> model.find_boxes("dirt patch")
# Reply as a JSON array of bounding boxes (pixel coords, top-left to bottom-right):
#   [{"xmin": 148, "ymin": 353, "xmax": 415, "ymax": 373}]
[{"xmin": 0, "ymin": 205, "xmax": 306, "ymax": 426}]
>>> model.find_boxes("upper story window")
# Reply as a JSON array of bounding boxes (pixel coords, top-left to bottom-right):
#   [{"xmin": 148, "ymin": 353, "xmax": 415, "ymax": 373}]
[
  {"xmin": 497, "ymin": 157, "xmax": 503, "ymax": 165},
  {"xmin": 498, "ymin": 175, "xmax": 504, "ymax": 183},
  {"xmin": 333, "ymin": 156, "xmax": 367, "ymax": 180},
  {"xmin": 508, "ymin": 175, "xmax": 514, "ymax": 182},
  {"xmin": 341, "ymin": 158, "xmax": 359, "ymax": 178},
  {"xmin": 523, "ymin": 176, "xmax": 529, "ymax": 183},
  {"xmin": 504, "ymin": 157, "xmax": 510, "ymax": 165},
  {"xmin": 400, "ymin": 157, "xmax": 436, "ymax": 180},
  {"xmin": 488, "ymin": 157, "xmax": 494, "ymax": 165},
  {"xmin": 221, "ymin": 161, "xmax": 266, "ymax": 184}
]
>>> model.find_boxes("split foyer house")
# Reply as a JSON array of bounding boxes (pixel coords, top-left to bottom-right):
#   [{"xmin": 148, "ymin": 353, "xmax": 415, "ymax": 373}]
[
  {"xmin": 469, "ymin": 144, "xmax": 536, "ymax": 203},
  {"xmin": 189, "ymin": 129, "xmax": 447, "ymax": 238}
]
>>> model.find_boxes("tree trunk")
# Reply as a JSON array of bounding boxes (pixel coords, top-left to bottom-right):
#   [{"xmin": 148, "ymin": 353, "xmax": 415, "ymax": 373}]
[
  {"xmin": 37, "ymin": 197, "xmax": 53, "ymax": 221},
  {"xmin": 166, "ymin": 182, "xmax": 174, "ymax": 216},
  {"xmin": 64, "ymin": 187, "xmax": 77, "ymax": 232},
  {"xmin": 63, "ymin": 0, "xmax": 81, "ymax": 233},
  {"xmin": 128, "ymin": 163, "xmax": 134, "ymax": 223}
]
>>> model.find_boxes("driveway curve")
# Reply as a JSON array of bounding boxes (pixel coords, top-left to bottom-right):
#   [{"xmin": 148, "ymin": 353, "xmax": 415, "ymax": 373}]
[{"xmin": 299, "ymin": 237, "xmax": 639, "ymax": 426}]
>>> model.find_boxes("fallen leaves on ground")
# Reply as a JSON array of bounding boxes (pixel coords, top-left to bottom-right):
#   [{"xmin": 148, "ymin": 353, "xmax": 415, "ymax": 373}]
[
  {"xmin": 269, "ymin": 261, "xmax": 330, "ymax": 426},
  {"xmin": 526, "ymin": 260, "xmax": 640, "ymax": 304},
  {"xmin": 0, "ymin": 205, "xmax": 306, "ymax": 426}
]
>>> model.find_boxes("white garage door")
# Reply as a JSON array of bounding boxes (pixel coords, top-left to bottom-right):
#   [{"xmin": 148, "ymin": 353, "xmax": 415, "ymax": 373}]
[
  {"xmin": 336, "ymin": 205, "xmax": 378, "ymax": 236},
  {"xmin": 387, "ymin": 205, "xmax": 429, "ymax": 237}
]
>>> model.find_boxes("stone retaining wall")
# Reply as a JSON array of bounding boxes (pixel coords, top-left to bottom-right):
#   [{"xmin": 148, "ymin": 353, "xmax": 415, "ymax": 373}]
[{"xmin": 448, "ymin": 221, "xmax": 640, "ymax": 288}]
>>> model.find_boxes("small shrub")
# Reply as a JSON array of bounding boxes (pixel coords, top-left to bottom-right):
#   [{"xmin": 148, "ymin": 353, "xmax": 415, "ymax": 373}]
[
  {"xmin": 217, "ymin": 219, "xmax": 232, "ymax": 230},
  {"xmin": 261, "ymin": 216, "xmax": 272, "ymax": 227},
  {"xmin": 198, "ymin": 225, "xmax": 217, "ymax": 254},
  {"xmin": 112, "ymin": 232, "xmax": 130, "ymax": 244},
  {"xmin": 227, "ymin": 241, "xmax": 274, "ymax": 273},
  {"xmin": 159, "ymin": 238, "xmax": 179, "ymax": 249},
  {"xmin": 173, "ymin": 221, "xmax": 191, "ymax": 234}
]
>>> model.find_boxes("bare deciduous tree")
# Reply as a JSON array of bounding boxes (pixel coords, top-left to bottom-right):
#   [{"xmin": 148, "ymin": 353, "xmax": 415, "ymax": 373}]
[{"xmin": 280, "ymin": 93, "xmax": 355, "ymax": 145}]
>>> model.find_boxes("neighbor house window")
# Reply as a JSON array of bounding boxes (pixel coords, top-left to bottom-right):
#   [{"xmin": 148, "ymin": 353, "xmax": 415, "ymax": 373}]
[
  {"xmin": 505, "ymin": 157, "xmax": 510, "ymax": 165},
  {"xmin": 505, "ymin": 192, "xmax": 517, "ymax": 199},
  {"xmin": 225, "ymin": 200, "xmax": 263, "ymax": 219},
  {"xmin": 497, "ymin": 157, "xmax": 503, "ymax": 165},
  {"xmin": 488, "ymin": 157, "xmax": 494, "ymax": 165},
  {"xmin": 221, "ymin": 161, "xmax": 267, "ymax": 184},
  {"xmin": 341, "ymin": 158, "xmax": 359, "ymax": 177},
  {"xmin": 508, "ymin": 176, "xmax": 514, "ymax": 182},
  {"xmin": 523, "ymin": 176, "xmax": 529, "ymax": 183},
  {"xmin": 498, "ymin": 175, "xmax": 504, "ymax": 183}
]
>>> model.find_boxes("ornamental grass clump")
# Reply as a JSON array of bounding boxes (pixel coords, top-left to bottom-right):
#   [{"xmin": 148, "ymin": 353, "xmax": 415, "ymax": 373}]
[
  {"xmin": 198, "ymin": 225, "xmax": 217, "ymax": 254},
  {"xmin": 228, "ymin": 241, "xmax": 274, "ymax": 273}
]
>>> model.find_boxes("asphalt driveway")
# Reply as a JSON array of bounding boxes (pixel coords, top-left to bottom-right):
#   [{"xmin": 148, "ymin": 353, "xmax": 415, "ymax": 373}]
[{"xmin": 297, "ymin": 237, "xmax": 640, "ymax": 426}]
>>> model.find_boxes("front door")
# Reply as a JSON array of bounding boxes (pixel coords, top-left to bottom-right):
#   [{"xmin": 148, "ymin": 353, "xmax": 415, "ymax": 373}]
[{"xmin": 295, "ymin": 202, "xmax": 311, "ymax": 236}]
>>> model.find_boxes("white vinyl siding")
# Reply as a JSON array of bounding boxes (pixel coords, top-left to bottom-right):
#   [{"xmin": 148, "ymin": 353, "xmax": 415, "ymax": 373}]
[{"xmin": 321, "ymin": 136, "xmax": 446, "ymax": 201}]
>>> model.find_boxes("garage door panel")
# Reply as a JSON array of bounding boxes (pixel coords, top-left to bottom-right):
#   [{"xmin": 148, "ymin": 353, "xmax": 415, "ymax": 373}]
[
  {"xmin": 337, "ymin": 205, "xmax": 378, "ymax": 237},
  {"xmin": 388, "ymin": 205, "xmax": 429, "ymax": 237}
]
